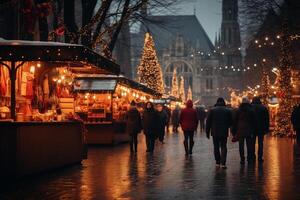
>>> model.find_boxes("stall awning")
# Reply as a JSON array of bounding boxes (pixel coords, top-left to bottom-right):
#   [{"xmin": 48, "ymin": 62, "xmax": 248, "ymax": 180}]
[
  {"xmin": 0, "ymin": 39, "xmax": 120, "ymax": 75},
  {"xmin": 74, "ymin": 75, "xmax": 160, "ymax": 97},
  {"xmin": 74, "ymin": 79, "xmax": 117, "ymax": 92}
]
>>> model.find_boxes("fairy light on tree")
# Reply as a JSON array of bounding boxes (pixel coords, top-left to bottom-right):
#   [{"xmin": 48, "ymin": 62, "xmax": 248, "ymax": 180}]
[
  {"xmin": 187, "ymin": 85, "xmax": 193, "ymax": 100},
  {"xmin": 137, "ymin": 32, "xmax": 164, "ymax": 94},
  {"xmin": 260, "ymin": 59, "xmax": 270, "ymax": 105},
  {"xmin": 171, "ymin": 68, "xmax": 179, "ymax": 98},
  {"xmin": 179, "ymin": 76, "xmax": 186, "ymax": 102},
  {"xmin": 274, "ymin": 21, "xmax": 293, "ymax": 136}
]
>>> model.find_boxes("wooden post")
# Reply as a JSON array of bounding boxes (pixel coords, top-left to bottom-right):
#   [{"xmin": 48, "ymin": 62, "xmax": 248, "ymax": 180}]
[{"xmin": 10, "ymin": 61, "xmax": 16, "ymax": 121}]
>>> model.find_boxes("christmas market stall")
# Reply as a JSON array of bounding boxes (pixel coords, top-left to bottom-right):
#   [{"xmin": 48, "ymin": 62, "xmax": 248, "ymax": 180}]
[
  {"xmin": 73, "ymin": 75, "xmax": 160, "ymax": 144},
  {"xmin": 0, "ymin": 39, "xmax": 120, "ymax": 180}
]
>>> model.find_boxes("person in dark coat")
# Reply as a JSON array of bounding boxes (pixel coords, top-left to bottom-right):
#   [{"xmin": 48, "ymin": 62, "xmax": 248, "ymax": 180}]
[
  {"xmin": 126, "ymin": 101, "xmax": 142, "ymax": 153},
  {"xmin": 292, "ymin": 103, "xmax": 300, "ymax": 145},
  {"xmin": 180, "ymin": 100, "xmax": 199, "ymax": 155},
  {"xmin": 164, "ymin": 105, "xmax": 171, "ymax": 133},
  {"xmin": 197, "ymin": 106, "xmax": 207, "ymax": 133},
  {"xmin": 232, "ymin": 97, "xmax": 257, "ymax": 164},
  {"xmin": 142, "ymin": 102, "xmax": 157, "ymax": 153},
  {"xmin": 156, "ymin": 104, "xmax": 168, "ymax": 143},
  {"xmin": 206, "ymin": 98, "xmax": 232, "ymax": 169},
  {"xmin": 171, "ymin": 105, "xmax": 181, "ymax": 132},
  {"xmin": 251, "ymin": 97, "xmax": 270, "ymax": 162}
]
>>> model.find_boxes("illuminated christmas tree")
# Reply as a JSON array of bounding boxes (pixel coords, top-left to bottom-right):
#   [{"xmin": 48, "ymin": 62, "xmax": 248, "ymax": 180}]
[
  {"xmin": 187, "ymin": 85, "xmax": 193, "ymax": 100},
  {"xmin": 261, "ymin": 66, "xmax": 270, "ymax": 106},
  {"xmin": 179, "ymin": 76, "xmax": 186, "ymax": 102},
  {"xmin": 171, "ymin": 68, "xmax": 179, "ymax": 98},
  {"xmin": 275, "ymin": 23, "xmax": 293, "ymax": 136},
  {"xmin": 137, "ymin": 32, "xmax": 164, "ymax": 94}
]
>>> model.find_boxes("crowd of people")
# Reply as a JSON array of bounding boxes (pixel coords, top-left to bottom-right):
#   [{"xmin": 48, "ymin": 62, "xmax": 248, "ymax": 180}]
[{"xmin": 125, "ymin": 97, "xmax": 300, "ymax": 169}]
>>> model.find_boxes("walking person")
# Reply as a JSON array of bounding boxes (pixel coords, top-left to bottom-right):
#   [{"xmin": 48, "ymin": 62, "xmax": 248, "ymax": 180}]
[
  {"xmin": 126, "ymin": 101, "xmax": 142, "ymax": 153},
  {"xmin": 164, "ymin": 105, "xmax": 171, "ymax": 133},
  {"xmin": 180, "ymin": 100, "xmax": 198, "ymax": 155},
  {"xmin": 142, "ymin": 102, "xmax": 157, "ymax": 153},
  {"xmin": 251, "ymin": 97, "xmax": 269, "ymax": 162},
  {"xmin": 197, "ymin": 106, "xmax": 207, "ymax": 133},
  {"xmin": 171, "ymin": 105, "xmax": 181, "ymax": 133},
  {"xmin": 292, "ymin": 103, "xmax": 300, "ymax": 145},
  {"xmin": 232, "ymin": 97, "xmax": 257, "ymax": 165},
  {"xmin": 206, "ymin": 98, "xmax": 232, "ymax": 169},
  {"xmin": 156, "ymin": 104, "xmax": 168, "ymax": 144}
]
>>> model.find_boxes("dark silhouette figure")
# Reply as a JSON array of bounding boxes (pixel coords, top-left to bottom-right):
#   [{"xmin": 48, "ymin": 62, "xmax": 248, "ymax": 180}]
[
  {"xmin": 171, "ymin": 105, "xmax": 181, "ymax": 132},
  {"xmin": 233, "ymin": 97, "xmax": 257, "ymax": 165},
  {"xmin": 164, "ymin": 105, "xmax": 171, "ymax": 133},
  {"xmin": 156, "ymin": 104, "xmax": 168, "ymax": 144},
  {"xmin": 197, "ymin": 106, "xmax": 207, "ymax": 133},
  {"xmin": 251, "ymin": 97, "xmax": 270, "ymax": 162},
  {"xmin": 180, "ymin": 100, "xmax": 199, "ymax": 155},
  {"xmin": 292, "ymin": 103, "xmax": 300, "ymax": 145},
  {"xmin": 206, "ymin": 98, "xmax": 232, "ymax": 169},
  {"xmin": 126, "ymin": 101, "xmax": 142, "ymax": 153},
  {"xmin": 142, "ymin": 102, "xmax": 157, "ymax": 153}
]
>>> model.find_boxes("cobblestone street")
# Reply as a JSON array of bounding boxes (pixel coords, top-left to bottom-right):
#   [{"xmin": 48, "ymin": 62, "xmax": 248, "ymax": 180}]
[{"xmin": 1, "ymin": 131, "xmax": 300, "ymax": 200}]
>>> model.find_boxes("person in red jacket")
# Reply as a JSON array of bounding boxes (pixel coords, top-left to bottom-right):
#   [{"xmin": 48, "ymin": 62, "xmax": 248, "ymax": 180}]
[{"xmin": 180, "ymin": 100, "xmax": 199, "ymax": 155}]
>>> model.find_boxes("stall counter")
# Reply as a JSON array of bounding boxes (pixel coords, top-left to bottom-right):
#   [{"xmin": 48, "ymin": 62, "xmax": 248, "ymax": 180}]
[{"xmin": 0, "ymin": 121, "xmax": 86, "ymax": 181}]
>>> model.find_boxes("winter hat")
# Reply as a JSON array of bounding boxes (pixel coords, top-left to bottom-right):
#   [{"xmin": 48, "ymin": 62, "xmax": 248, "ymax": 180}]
[
  {"xmin": 216, "ymin": 97, "xmax": 226, "ymax": 106},
  {"xmin": 252, "ymin": 96, "xmax": 262, "ymax": 104},
  {"xmin": 241, "ymin": 96, "xmax": 250, "ymax": 104}
]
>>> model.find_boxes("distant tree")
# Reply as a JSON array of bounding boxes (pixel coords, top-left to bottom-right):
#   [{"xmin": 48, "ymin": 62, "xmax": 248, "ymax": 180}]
[{"xmin": 171, "ymin": 68, "xmax": 179, "ymax": 98}]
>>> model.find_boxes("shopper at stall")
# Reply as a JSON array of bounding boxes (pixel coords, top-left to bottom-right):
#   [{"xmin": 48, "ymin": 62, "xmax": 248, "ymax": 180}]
[
  {"xmin": 143, "ymin": 102, "xmax": 158, "ymax": 153},
  {"xmin": 292, "ymin": 103, "xmax": 300, "ymax": 145},
  {"xmin": 126, "ymin": 101, "xmax": 142, "ymax": 153},
  {"xmin": 156, "ymin": 104, "xmax": 168, "ymax": 144},
  {"xmin": 171, "ymin": 105, "xmax": 181, "ymax": 133},
  {"xmin": 232, "ymin": 97, "xmax": 257, "ymax": 165},
  {"xmin": 180, "ymin": 100, "xmax": 198, "ymax": 155}
]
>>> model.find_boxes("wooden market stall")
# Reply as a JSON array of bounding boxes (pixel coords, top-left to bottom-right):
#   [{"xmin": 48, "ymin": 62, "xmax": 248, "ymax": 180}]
[
  {"xmin": 73, "ymin": 75, "xmax": 160, "ymax": 144},
  {"xmin": 0, "ymin": 39, "xmax": 120, "ymax": 180}
]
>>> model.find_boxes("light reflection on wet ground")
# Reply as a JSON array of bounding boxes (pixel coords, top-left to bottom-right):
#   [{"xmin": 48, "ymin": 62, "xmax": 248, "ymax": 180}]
[{"xmin": 1, "ymin": 131, "xmax": 300, "ymax": 200}]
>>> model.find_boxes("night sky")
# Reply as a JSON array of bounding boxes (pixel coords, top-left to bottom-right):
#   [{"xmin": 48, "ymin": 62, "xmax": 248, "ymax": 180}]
[{"xmin": 172, "ymin": 0, "xmax": 222, "ymax": 43}]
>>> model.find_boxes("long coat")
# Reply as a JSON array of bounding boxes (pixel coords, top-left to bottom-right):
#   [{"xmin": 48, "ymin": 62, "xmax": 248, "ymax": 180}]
[
  {"xmin": 180, "ymin": 100, "xmax": 198, "ymax": 132},
  {"xmin": 156, "ymin": 110, "xmax": 168, "ymax": 135},
  {"xmin": 232, "ymin": 103, "xmax": 257, "ymax": 138},
  {"xmin": 125, "ymin": 106, "xmax": 142, "ymax": 135},
  {"xmin": 171, "ymin": 108, "xmax": 180, "ymax": 126},
  {"xmin": 252, "ymin": 103, "xmax": 269, "ymax": 135},
  {"xmin": 142, "ymin": 108, "xmax": 157, "ymax": 137},
  {"xmin": 292, "ymin": 105, "xmax": 300, "ymax": 130},
  {"xmin": 206, "ymin": 104, "xmax": 232, "ymax": 138}
]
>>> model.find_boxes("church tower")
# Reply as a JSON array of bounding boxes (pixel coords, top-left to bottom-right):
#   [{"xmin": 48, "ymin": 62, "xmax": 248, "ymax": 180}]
[{"xmin": 219, "ymin": 0, "xmax": 243, "ymax": 93}]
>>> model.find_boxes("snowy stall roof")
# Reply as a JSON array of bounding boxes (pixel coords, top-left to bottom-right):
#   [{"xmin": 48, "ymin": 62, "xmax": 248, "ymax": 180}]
[{"xmin": 0, "ymin": 38, "xmax": 120, "ymax": 75}]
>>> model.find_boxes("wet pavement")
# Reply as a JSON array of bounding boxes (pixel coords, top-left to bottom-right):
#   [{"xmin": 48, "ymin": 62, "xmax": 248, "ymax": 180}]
[{"xmin": 1, "ymin": 131, "xmax": 300, "ymax": 200}]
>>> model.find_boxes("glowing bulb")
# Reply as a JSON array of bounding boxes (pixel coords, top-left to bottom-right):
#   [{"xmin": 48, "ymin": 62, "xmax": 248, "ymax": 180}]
[
  {"xmin": 255, "ymin": 40, "xmax": 258, "ymax": 43},
  {"xmin": 276, "ymin": 35, "xmax": 280, "ymax": 39},
  {"xmin": 37, "ymin": 63, "xmax": 41, "ymax": 68},
  {"xmin": 30, "ymin": 66, "xmax": 35, "ymax": 73},
  {"xmin": 262, "ymin": 58, "xmax": 266, "ymax": 62},
  {"xmin": 265, "ymin": 37, "xmax": 269, "ymax": 41},
  {"xmin": 61, "ymin": 75, "xmax": 65, "ymax": 80}
]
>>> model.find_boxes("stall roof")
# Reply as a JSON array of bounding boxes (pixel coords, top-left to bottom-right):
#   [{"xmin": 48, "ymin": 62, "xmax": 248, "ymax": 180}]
[
  {"xmin": 0, "ymin": 38, "xmax": 120, "ymax": 75},
  {"xmin": 74, "ymin": 75, "xmax": 160, "ymax": 96}
]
